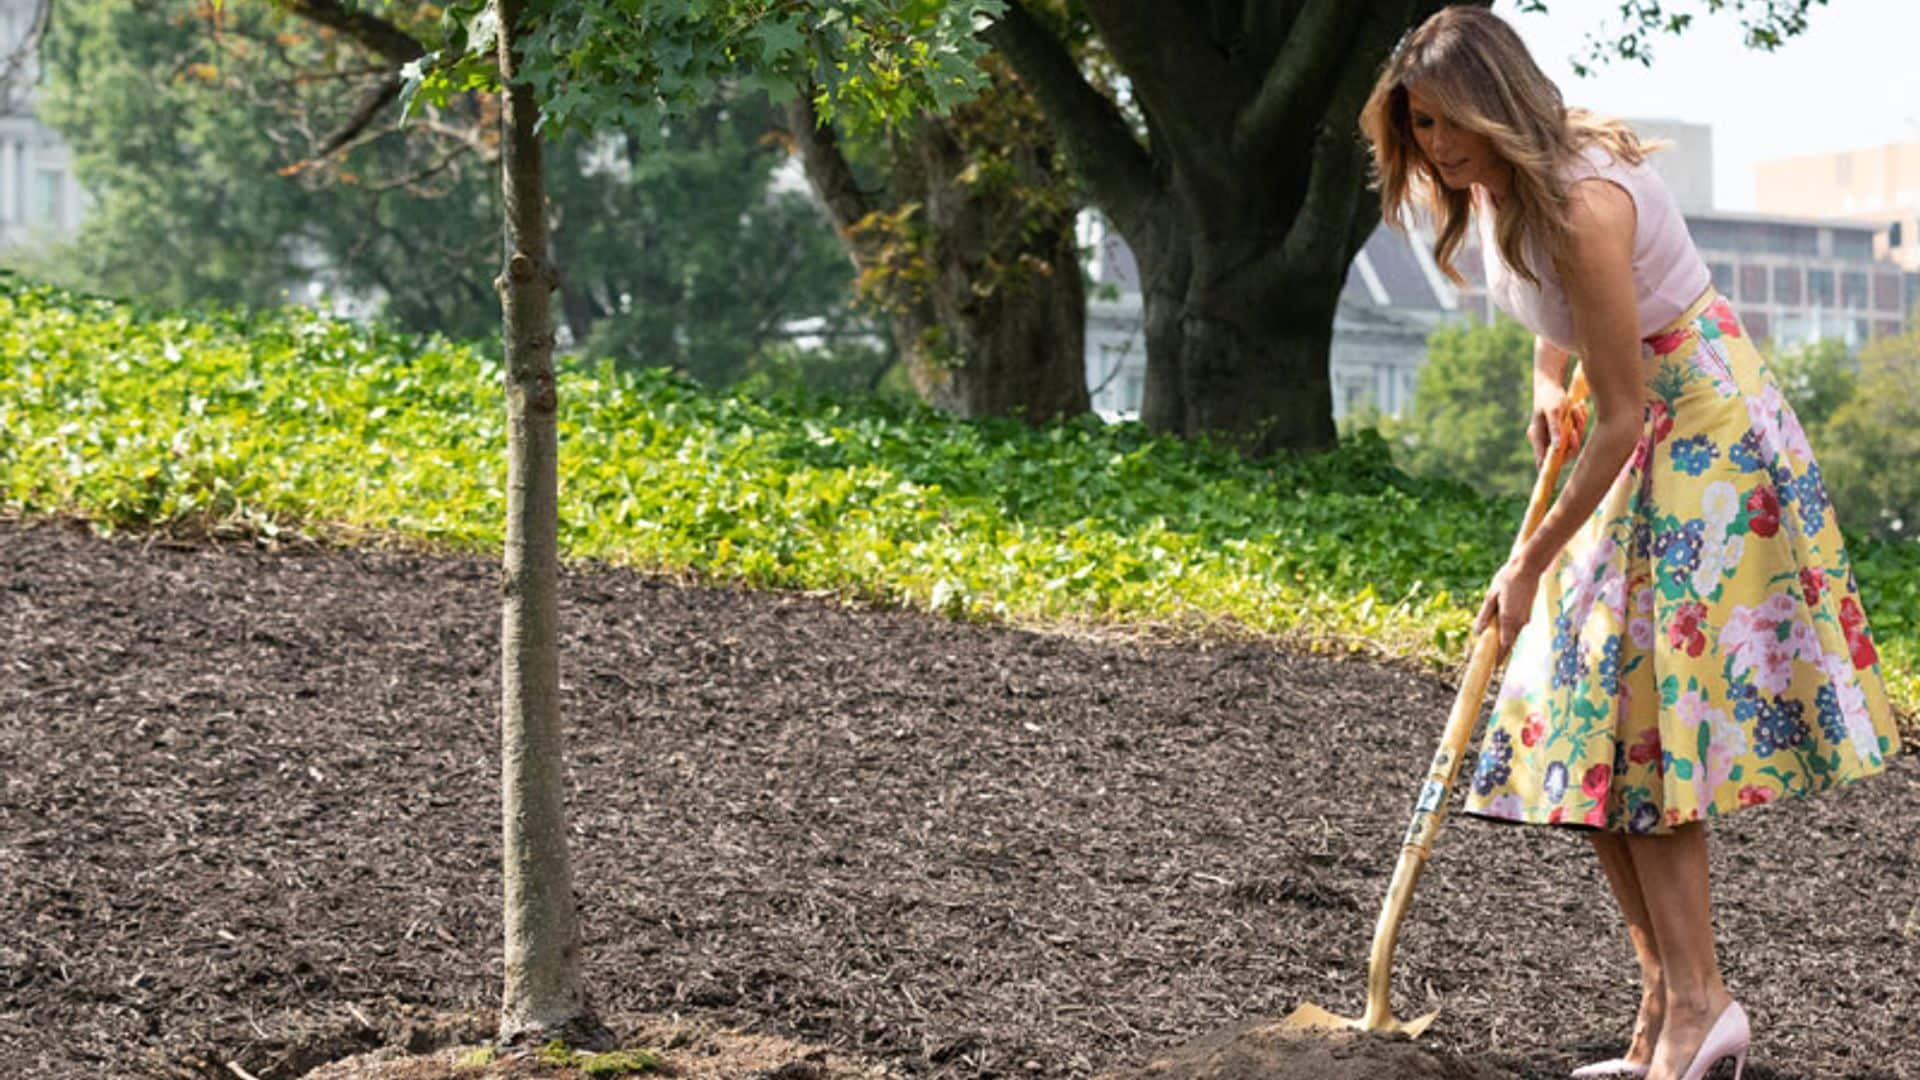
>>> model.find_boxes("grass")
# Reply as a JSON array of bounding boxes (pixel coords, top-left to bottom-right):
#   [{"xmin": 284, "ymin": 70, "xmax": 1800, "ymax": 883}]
[{"xmin": 1, "ymin": 272, "xmax": 1913, "ymax": 727}]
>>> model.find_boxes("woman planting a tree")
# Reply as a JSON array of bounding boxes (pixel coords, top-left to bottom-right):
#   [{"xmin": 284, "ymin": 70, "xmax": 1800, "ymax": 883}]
[{"xmin": 1357, "ymin": 8, "xmax": 1901, "ymax": 1080}]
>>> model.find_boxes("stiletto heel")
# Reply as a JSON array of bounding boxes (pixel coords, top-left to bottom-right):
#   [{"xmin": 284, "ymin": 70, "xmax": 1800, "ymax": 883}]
[{"xmin": 1678, "ymin": 1001, "xmax": 1750, "ymax": 1080}]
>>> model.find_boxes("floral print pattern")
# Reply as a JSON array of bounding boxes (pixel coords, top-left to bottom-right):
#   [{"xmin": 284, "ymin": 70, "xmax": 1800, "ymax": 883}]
[{"xmin": 1463, "ymin": 288, "xmax": 1902, "ymax": 835}]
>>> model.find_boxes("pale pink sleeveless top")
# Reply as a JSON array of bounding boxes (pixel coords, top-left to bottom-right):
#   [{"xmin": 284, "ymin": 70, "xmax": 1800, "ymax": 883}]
[{"xmin": 1474, "ymin": 141, "xmax": 1710, "ymax": 351}]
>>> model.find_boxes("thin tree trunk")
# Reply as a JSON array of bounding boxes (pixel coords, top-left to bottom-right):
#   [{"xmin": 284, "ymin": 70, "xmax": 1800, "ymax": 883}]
[{"xmin": 493, "ymin": 0, "xmax": 606, "ymax": 1049}]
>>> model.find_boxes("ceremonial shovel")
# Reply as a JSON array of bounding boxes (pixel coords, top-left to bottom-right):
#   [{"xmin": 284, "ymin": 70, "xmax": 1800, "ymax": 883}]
[{"xmin": 1280, "ymin": 366, "xmax": 1592, "ymax": 1038}]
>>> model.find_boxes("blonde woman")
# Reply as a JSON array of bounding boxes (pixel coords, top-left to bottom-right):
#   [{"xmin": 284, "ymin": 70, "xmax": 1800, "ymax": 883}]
[{"xmin": 1358, "ymin": 7, "xmax": 1902, "ymax": 1080}]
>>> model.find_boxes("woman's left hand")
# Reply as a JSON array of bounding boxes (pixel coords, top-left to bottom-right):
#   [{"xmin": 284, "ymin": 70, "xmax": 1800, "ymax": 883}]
[{"xmin": 1474, "ymin": 554, "xmax": 1546, "ymax": 657}]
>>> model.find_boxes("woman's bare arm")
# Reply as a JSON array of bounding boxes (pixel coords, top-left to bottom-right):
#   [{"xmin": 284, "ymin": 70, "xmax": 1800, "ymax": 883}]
[
  {"xmin": 1515, "ymin": 179, "xmax": 1643, "ymax": 577},
  {"xmin": 1533, "ymin": 335, "xmax": 1570, "ymax": 399}
]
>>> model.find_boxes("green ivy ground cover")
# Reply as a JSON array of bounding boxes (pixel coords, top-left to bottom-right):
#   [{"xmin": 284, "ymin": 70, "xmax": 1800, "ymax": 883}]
[{"xmin": 2, "ymin": 274, "xmax": 1913, "ymax": 718}]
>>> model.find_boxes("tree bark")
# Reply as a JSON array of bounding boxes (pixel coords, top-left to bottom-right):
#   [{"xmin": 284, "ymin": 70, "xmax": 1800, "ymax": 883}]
[
  {"xmin": 985, "ymin": 0, "xmax": 1460, "ymax": 454},
  {"xmin": 492, "ymin": 0, "xmax": 606, "ymax": 1050},
  {"xmin": 784, "ymin": 71, "xmax": 1089, "ymax": 424}
]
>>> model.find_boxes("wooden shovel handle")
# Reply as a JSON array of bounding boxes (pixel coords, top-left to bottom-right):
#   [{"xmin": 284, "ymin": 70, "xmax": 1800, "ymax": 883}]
[{"xmin": 1352, "ymin": 365, "xmax": 1591, "ymax": 1031}]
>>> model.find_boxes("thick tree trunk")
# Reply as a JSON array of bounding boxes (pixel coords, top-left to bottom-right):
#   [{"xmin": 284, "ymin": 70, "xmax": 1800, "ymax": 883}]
[
  {"xmin": 784, "ymin": 81, "xmax": 1089, "ymax": 424},
  {"xmin": 492, "ymin": 0, "xmax": 606, "ymax": 1050},
  {"xmin": 984, "ymin": 0, "xmax": 1454, "ymax": 454},
  {"xmin": 875, "ymin": 232, "xmax": 1088, "ymax": 421},
  {"xmin": 1139, "ymin": 224, "xmax": 1350, "ymax": 455}
]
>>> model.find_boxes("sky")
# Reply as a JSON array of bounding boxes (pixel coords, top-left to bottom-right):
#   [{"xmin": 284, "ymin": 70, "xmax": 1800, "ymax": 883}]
[{"xmin": 1493, "ymin": 0, "xmax": 1920, "ymax": 211}]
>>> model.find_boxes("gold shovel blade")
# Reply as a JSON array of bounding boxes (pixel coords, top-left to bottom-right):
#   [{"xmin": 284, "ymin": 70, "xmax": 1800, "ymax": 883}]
[{"xmin": 1276, "ymin": 1001, "xmax": 1439, "ymax": 1040}]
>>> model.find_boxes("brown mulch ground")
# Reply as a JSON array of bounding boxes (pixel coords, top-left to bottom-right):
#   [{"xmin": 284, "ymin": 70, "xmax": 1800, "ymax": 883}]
[{"xmin": 1, "ymin": 516, "xmax": 1915, "ymax": 1080}]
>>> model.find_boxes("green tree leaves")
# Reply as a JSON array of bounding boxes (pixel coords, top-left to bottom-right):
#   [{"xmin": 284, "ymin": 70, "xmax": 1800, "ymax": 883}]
[
  {"xmin": 1387, "ymin": 314, "xmax": 1539, "ymax": 498},
  {"xmin": 401, "ymin": 0, "xmax": 1008, "ymax": 141}
]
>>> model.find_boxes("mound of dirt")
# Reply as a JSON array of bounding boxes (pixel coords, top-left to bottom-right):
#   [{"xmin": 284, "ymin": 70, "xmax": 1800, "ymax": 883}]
[{"xmin": 1105, "ymin": 1020, "xmax": 1515, "ymax": 1080}]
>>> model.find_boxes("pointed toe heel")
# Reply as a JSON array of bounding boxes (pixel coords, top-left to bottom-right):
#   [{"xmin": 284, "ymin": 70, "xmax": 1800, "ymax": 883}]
[{"xmin": 1679, "ymin": 1001, "xmax": 1751, "ymax": 1080}]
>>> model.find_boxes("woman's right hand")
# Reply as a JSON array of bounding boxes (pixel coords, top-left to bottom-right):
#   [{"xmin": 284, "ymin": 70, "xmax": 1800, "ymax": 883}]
[
  {"xmin": 1527, "ymin": 384, "xmax": 1565, "ymax": 470},
  {"xmin": 1527, "ymin": 339, "xmax": 1577, "ymax": 469}
]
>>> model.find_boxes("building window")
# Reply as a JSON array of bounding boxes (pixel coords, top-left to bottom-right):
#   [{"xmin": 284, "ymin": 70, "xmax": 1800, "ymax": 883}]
[
  {"xmin": 1709, "ymin": 261, "xmax": 1735, "ymax": 296},
  {"xmin": 1874, "ymin": 320, "xmax": 1902, "ymax": 342},
  {"xmin": 1875, "ymin": 273, "xmax": 1902, "ymax": 312},
  {"xmin": 1342, "ymin": 379, "xmax": 1372, "ymax": 417},
  {"xmin": 1739, "ymin": 264, "xmax": 1768, "ymax": 303},
  {"xmin": 29, "ymin": 168, "xmax": 62, "ymax": 227},
  {"xmin": 1744, "ymin": 310, "xmax": 1770, "ymax": 343},
  {"xmin": 1841, "ymin": 270, "xmax": 1869, "ymax": 309},
  {"xmin": 1120, "ymin": 373, "xmax": 1144, "ymax": 414},
  {"xmin": 1850, "ymin": 318, "xmax": 1870, "ymax": 347},
  {"xmin": 1836, "ymin": 232, "xmax": 1874, "ymax": 261},
  {"xmin": 1772, "ymin": 266, "xmax": 1802, "ymax": 305},
  {"xmin": 1778, "ymin": 311, "xmax": 1811, "ymax": 347},
  {"xmin": 1808, "ymin": 269, "xmax": 1835, "ymax": 308}
]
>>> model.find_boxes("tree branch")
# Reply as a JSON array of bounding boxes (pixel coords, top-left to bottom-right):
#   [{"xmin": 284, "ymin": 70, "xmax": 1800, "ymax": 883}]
[
  {"xmin": 314, "ymin": 72, "xmax": 404, "ymax": 159},
  {"xmin": 1241, "ymin": 0, "xmax": 1305, "ymax": 60},
  {"xmin": 276, "ymin": 0, "xmax": 425, "ymax": 65},
  {"xmin": 979, "ymin": 1, "xmax": 1158, "ymax": 241},
  {"xmin": 1078, "ymin": 0, "xmax": 1241, "ymax": 154},
  {"xmin": 1234, "ymin": 0, "xmax": 1363, "ymax": 162},
  {"xmin": 779, "ymin": 91, "xmax": 879, "ymax": 240},
  {"xmin": 0, "ymin": 0, "xmax": 51, "ymax": 114},
  {"xmin": 1278, "ymin": 3, "xmax": 1426, "ymax": 271}
]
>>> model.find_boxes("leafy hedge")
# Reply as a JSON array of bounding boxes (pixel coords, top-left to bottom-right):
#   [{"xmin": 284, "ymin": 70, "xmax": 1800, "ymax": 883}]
[{"xmin": 2, "ymin": 274, "xmax": 1914, "ymax": 722}]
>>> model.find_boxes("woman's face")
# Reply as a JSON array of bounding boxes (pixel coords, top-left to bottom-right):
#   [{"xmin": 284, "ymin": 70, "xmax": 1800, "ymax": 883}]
[{"xmin": 1406, "ymin": 84, "xmax": 1506, "ymax": 196}]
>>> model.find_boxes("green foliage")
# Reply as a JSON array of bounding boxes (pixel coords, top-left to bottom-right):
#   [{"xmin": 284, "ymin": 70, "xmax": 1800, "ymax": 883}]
[
  {"xmin": 24, "ymin": 0, "xmax": 861, "ymax": 387},
  {"xmin": 1, "ymin": 275, "xmax": 1910, "ymax": 711},
  {"xmin": 25, "ymin": 0, "xmax": 324, "ymax": 313},
  {"xmin": 524, "ymin": 1039, "xmax": 663, "ymax": 1075},
  {"xmin": 731, "ymin": 337, "xmax": 905, "ymax": 401},
  {"xmin": 578, "ymin": 1049, "xmax": 665, "ymax": 1076},
  {"xmin": 404, "ymin": 0, "xmax": 1008, "ymax": 141},
  {"xmin": 1766, "ymin": 336, "xmax": 1856, "ymax": 435},
  {"xmin": 1512, "ymin": 0, "xmax": 1829, "ymax": 76},
  {"xmin": 1816, "ymin": 327, "xmax": 1920, "ymax": 543},
  {"xmin": 1388, "ymin": 315, "xmax": 1538, "ymax": 497}
]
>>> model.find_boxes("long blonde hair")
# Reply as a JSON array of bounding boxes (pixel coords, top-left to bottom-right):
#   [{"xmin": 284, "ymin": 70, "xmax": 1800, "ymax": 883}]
[{"xmin": 1358, "ymin": 5, "xmax": 1665, "ymax": 288}]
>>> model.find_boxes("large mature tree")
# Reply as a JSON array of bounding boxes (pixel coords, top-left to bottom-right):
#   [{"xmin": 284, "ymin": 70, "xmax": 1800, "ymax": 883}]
[
  {"xmin": 185, "ymin": 0, "xmax": 1081, "ymax": 416},
  {"xmin": 782, "ymin": 42, "xmax": 1090, "ymax": 421},
  {"xmin": 979, "ymin": 0, "xmax": 1454, "ymax": 455},
  {"xmin": 978, "ymin": 0, "xmax": 1836, "ymax": 454}
]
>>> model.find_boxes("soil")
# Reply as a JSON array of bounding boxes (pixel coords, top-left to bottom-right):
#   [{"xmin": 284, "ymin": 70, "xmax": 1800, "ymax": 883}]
[{"xmin": 1, "ymin": 516, "xmax": 1915, "ymax": 1080}]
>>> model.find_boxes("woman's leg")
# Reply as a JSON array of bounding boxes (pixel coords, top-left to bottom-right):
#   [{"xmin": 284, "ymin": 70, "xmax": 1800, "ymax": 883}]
[
  {"xmin": 1589, "ymin": 833, "xmax": 1667, "ymax": 1065},
  {"xmin": 1622, "ymin": 822, "xmax": 1735, "ymax": 1080}
]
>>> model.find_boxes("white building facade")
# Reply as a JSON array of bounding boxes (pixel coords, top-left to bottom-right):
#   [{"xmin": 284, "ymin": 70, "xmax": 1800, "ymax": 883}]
[{"xmin": 0, "ymin": 0, "xmax": 84, "ymax": 250}]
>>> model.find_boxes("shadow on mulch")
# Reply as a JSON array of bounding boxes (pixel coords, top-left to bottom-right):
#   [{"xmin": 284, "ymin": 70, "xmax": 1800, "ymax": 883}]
[{"xmin": 1, "ymin": 517, "xmax": 1914, "ymax": 1080}]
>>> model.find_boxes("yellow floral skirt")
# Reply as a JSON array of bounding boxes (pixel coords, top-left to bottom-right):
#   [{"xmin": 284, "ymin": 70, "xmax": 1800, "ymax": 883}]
[{"xmin": 1461, "ymin": 285, "xmax": 1901, "ymax": 834}]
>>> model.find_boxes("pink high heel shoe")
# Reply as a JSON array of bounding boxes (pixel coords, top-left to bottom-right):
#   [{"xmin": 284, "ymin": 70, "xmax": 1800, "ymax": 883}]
[
  {"xmin": 1568, "ymin": 1059, "xmax": 1648, "ymax": 1078},
  {"xmin": 1678, "ymin": 1001, "xmax": 1750, "ymax": 1080}
]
